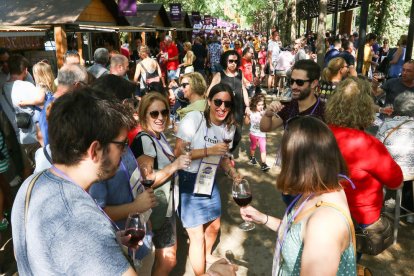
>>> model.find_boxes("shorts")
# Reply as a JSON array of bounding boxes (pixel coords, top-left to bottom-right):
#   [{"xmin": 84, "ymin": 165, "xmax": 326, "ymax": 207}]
[
  {"xmin": 167, "ymin": 69, "xmax": 179, "ymax": 80},
  {"xmin": 178, "ymin": 170, "xmax": 221, "ymax": 228},
  {"xmin": 210, "ymin": 63, "xmax": 223, "ymax": 74},
  {"xmin": 270, "ymin": 61, "xmax": 278, "ymax": 76},
  {"xmin": 275, "ymin": 70, "xmax": 287, "ymax": 77},
  {"xmin": 249, "ymin": 133, "xmax": 266, "ymax": 153},
  {"xmin": 152, "ymin": 215, "xmax": 176, "ymax": 249}
]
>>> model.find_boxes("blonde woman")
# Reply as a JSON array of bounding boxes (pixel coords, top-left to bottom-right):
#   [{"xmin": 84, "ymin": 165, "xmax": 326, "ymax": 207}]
[
  {"xmin": 19, "ymin": 61, "xmax": 55, "ymax": 108},
  {"xmin": 319, "ymin": 57, "xmax": 348, "ymax": 102},
  {"xmin": 178, "ymin": 42, "xmax": 195, "ymax": 74}
]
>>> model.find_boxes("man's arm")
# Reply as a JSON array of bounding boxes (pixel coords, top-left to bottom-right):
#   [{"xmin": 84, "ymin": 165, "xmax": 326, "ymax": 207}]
[{"xmin": 260, "ymin": 101, "xmax": 284, "ymax": 132}]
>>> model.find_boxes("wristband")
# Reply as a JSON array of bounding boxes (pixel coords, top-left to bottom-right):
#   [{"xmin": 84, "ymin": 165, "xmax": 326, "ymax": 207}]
[{"xmin": 263, "ymin": 215, "xmax": 269, "ymax": 225}]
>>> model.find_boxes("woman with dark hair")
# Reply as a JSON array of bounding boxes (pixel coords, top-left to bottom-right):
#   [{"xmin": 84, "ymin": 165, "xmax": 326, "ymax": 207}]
[
  {"xmin": 174, "ymin": 83, "xmax": 239, "ymax": 275},
  {"xmin": 240, "ymin": 116, "xmax": 357, "ymax": 275},
  {"xmin": 207, "ymin": 50, "xmax": 250, "ymax": 154},
  {"xmin": 129, "ymin": 92, "xmax": 191, "ymax": 275}
]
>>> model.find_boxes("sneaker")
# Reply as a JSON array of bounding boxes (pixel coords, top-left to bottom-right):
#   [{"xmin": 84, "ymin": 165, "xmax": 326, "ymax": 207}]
[
  {"xmin": 0, "ymin": 218, "xmax": 8, "ymax": 231},
  {"xmin": 249, "ymin": 157, "xmax": 257, "ymax": 165},
  {"xmin": 261, "ymin": 163, "xmax": 270, "ymax": 172}
]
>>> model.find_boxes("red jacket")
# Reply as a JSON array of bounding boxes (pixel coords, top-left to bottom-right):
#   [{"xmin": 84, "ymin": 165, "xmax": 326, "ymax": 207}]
[{"xmin": 330, "ymin": 125, "xmax": 402, "ymax": 224}]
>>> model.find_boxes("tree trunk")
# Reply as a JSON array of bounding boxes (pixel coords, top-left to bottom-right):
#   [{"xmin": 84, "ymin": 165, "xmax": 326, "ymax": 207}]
[
  {"xmin": 316, "ymin": 0, "xmax": 327, "ymax": 68},
  {"xmin": 290, "ymin": 0, "xmax": 297, "ymax": 42}
]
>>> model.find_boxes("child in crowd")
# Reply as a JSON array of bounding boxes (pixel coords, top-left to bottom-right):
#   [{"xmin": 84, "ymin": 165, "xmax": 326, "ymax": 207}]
[{"xmin": 245, "ymin": 94, "xmax": 270, "ymax": 171}]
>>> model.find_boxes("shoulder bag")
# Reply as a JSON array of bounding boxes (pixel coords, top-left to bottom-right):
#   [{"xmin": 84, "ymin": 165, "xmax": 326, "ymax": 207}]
[{"xmin": 2, "ymin": 87, "xmax": 34, "ymax": 129}]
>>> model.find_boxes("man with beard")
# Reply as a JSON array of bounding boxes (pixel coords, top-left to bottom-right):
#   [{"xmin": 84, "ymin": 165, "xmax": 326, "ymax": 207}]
[
  {"xmin": 11, "ymin": 87, "xmax": 138, "ymax": 275},
  {"xmin": 260, "ymin": 59, "xmax": 324, "ymax": 131}
]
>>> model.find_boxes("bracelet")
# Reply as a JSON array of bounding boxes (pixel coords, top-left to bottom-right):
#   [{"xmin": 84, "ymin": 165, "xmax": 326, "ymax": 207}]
[
  {"xmin": 204, "ymin": 147, "xmax": 208, "ymax": 157},
  {"xmin": 263, "ymin": 215, "xmax": 269, "ymax": 225}
]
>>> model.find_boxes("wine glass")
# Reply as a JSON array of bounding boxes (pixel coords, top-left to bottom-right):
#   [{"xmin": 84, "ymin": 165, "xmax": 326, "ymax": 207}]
[
  {"xmin": 125, "ymin": 213, "xmax": 146, "ymax": 268},
  {"xmin": 232, "ymin": 179, "xmax": 255, "ymax": 231},
  {"xmin": 222, "ymin": 128, "xmax": 233, "ymax": 158},
  {"xmin": 181, "ymin": 141, "xmax": 192, "ymax": 168},
  {"xmin": 140, "ymin": 164, "xmax": 156, "ymax": 189}
]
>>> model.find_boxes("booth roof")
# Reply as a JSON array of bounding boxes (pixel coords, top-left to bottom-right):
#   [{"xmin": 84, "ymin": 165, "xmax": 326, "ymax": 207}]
[
  {"xmin": 126, "ymin": 3, "xmax": 172, "ymax": 28},
  {"xmin": 297, "ymin": 0, "xmax": 362, "ymax": 19},
  {"xmin": 0, "ymin": 0, "xmax": 128, "ymax": 25}
]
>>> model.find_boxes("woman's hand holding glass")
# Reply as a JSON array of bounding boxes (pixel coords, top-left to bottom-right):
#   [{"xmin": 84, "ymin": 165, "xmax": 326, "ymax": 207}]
[
  {"xmin": 133, "ymin": 188, "xmax": 157, "ymax": 211},
  {"xmin": 208, "ymin": 143, "xmax": 229, "ymax": 156},
  {"xmin": 173, "ymin": 154, "xmax": 192, "ymax": 171},
  {"xmin": 240, "ymin": 205, "xmax": 266, "ymax": 225}
]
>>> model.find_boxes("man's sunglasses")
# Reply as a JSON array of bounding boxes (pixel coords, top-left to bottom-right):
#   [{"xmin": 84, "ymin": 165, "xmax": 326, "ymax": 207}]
[
  {"xmin": 149, "ymin": 109, "xmax": 169, "ymax": 119},
  {"xmin": 228, "ymin": 59, "xmax": 238, "ymax": 64},
  {"xmin": 289, "ymin": 78, "xmax": 311, "ymax": 87},
  {"xmin": 213, "ymin": 99, "xmax": 232, "ymax": 108}
]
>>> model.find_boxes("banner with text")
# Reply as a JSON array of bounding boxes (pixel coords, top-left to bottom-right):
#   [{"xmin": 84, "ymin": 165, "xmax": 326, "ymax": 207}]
[
  {"xmin": 170, "ymin": 3, "xmax": 182, "ymax": 21},
  {"xmin": 118, "ymin": 0, "xmax": 136, "ymax": 16}
]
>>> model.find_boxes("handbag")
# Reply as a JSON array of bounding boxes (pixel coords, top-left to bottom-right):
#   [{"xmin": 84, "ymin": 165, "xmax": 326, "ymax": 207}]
[
  {"xmin": 355, "ymin": 214, "xmax": 393, "ymax": 255},
  {"xmin": 2, "ymin": 87, "xmax": 34, "ymax": 129}
]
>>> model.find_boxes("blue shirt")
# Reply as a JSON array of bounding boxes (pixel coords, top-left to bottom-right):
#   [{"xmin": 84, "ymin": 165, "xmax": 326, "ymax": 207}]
[{"xmin": 39, "ymin": 96, "xmax": 54, "ymax": 146}]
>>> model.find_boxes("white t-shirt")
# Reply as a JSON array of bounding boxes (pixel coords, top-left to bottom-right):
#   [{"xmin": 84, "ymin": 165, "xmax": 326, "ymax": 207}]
[
  {"xmin": 268, "ymin": 40, "xmax": 281, "ymax": 62},
  {"xmin": 249, "ymin": 111, "xmax": 266, "ymax": 138},
  {"xmin": 1, "ymin": 80, "xmax": 39, "ymax": 144},
  {"xmin": 176, "ymin": 111, "xmax": 236, "ymax": 173}
]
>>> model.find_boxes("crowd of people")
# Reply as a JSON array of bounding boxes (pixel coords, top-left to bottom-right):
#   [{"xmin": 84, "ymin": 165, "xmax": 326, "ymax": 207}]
[{"xmin": 0, "ymin": 25, "xmax": 412, "ymax": 276}]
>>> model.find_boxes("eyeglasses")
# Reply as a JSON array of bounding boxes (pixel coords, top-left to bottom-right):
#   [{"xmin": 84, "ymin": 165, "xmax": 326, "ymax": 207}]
[
  {"xmin": 289, "ymin": 78, "xmax": 311, "ymax": 86},
  {"xmin": 213, "ymin": 99, "xmax": 232, "ymax": 108},
  {"xmin": 181, "ymin": 82, "xmax": 190, "ymax": 88},
  {"xmin": 110, "ymin": 138, "xmax": 129, "ymax": 152},
  {"xmin": 228, "ymin": 59, "xmax": 238, "ymax": 64},
  {"xmin": 149, "ymin": 109, "xmax": 169, "ymax": 119}
]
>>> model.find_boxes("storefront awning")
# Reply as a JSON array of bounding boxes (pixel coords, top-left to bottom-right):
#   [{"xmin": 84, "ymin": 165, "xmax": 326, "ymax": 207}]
[{"xmin": 0, "ymin": 25, "xmax": 49, "ymax": 37}]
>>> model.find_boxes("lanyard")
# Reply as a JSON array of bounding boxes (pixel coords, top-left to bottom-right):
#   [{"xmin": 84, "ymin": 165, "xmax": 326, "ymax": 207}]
[
  {"xmin": 338, "ymin": 173, "xmax": 356, "ymax": 190},
  {"xmin": 50, "ymin": 166, "xmax": 120, "ymax": 231},
  {"xmin": 275, "ymin": 193, "xmax": 313, "ymax": 264},
  {"xmin": 148, "ymin": 131, "xmax": 176, "ymax": 163},
  {"xmin": 287, "ymin": 96, "xmax": 321, "ymax": 123}
]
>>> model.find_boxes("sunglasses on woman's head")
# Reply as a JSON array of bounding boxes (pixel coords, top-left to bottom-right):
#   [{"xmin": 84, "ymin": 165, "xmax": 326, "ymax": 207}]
[
  {"xmin": 213, "ymin": 99, "xmax": 232, "ymax": 108},
  {"xmin": 289, "ymin": 78, "xmax": 311, "ymax": 87},
  {"xmin": 149, "ymin": 109, "xmax": 169, "ymax": 119}
]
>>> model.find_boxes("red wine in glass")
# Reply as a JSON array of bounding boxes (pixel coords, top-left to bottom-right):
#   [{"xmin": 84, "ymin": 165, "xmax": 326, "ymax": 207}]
[
  {"xmin": 141, "ymin": 179, "xmax": 154, "ymax": 189},
  {"xmin": 233, "ymin": 193, "xmax": 252, "ymax": 207},
  {"xmin": 280, "ymin": 98, "xmax": 292, "ymax": 105},
  {"xmin": 223, "ymin": 138, "xmax": 233, "ymax": 144},
  {"xmin": 125, "ymin": 228, "xmax": 145, "ymax": 247}
]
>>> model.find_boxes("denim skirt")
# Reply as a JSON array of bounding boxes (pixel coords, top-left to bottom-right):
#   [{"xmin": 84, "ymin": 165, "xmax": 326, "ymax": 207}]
[{"xmin": 178, "ymin": 170, "xmax": 221, "ymax": 228}]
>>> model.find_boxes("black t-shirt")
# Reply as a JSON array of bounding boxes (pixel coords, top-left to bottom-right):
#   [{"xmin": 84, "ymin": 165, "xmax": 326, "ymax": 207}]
[
  {"xmin": 382, "ymin": 78, "xmax": 414, "ymax": 105},
  {"xmin": 220, "ymin": 70, "xmax": 244, "ymax": 125},
  {"xmin": 277, "ymin": 97, "xmax": 326, "ymax": 127},
  {"xmin": 192, "ymin": 44, "xmax": 207, "ymax": 70},
  {"xmin": 338, "ymin": 51, "xmax": 355, "ymax": 66}
]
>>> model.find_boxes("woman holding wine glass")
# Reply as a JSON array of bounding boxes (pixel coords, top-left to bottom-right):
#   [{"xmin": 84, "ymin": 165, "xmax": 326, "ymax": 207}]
[
  {"xmin": 174, "ymin": 83, "xmax": 240, "ymax": 275},
  {"xmin": 240, "ymin": 116, "xmax": 357, "ymax": 275},
  {"xmin": 129, "ymin": 93, "xmax": 191, "ymax": 276}
]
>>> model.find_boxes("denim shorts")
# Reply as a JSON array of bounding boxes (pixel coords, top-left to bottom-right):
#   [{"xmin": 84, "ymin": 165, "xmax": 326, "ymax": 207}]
[
  {"xmin": 167, "ymin": 69, "xmax": 179, "ymax": 80},
  {"xmin": 210, "ymin": 63, "xmax": 223, "ymax": 74},
  {"xmin": 178, "ymin": 170, "xmax": 221, "ymax": 228}
]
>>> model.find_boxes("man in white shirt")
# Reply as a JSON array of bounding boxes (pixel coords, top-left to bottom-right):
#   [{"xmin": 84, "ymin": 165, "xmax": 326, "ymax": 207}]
[
  {"xmin": 267, "ymin": 30, "xmax": 282, "ymax": 94},
  {"xmin": 0, "ymin": 54, "xmax": 40, "ymax": 178}
]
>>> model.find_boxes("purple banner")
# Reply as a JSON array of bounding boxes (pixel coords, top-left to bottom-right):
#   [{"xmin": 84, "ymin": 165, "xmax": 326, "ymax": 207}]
[
  {"xmin": 170, "ymin": 3, "xmax": 182, "ymax": 21},
  {"xmin": 118, "ymin": 0, "xmax": 136, "ymax": 16},
  {"xmin": 211, "ymin": 17, "xmax": 217, "ymax": 27}
]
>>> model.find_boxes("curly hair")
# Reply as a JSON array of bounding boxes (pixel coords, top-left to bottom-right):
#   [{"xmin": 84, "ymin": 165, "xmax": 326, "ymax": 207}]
[
  {"xmin": 325, "ymin": 77, "xmax": 375, "ymax": 129},
  {"xmin": 250, "ymin": 94, "xmax": 266, "ymax": 112}
]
